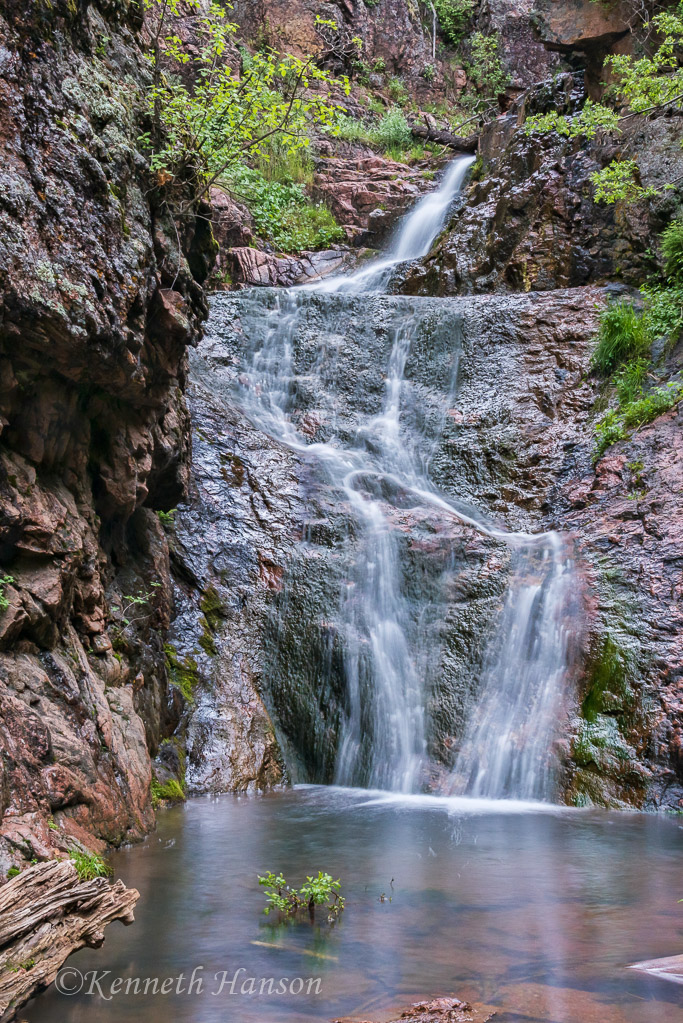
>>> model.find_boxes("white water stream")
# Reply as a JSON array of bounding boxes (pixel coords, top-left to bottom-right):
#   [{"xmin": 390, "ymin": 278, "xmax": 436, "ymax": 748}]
[{"xmin": 227, "ymin": 155, "xmax": 576, "ymax": 800}]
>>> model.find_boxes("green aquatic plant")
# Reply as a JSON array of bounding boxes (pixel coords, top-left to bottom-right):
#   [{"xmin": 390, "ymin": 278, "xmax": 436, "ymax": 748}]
[{"xmin": 258, "ymin": 870, "xmax": 345, "ymax": 922}]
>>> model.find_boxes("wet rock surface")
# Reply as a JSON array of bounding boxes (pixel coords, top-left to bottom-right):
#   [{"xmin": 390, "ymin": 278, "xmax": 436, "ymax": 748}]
[
  {"xmin": 0, "ymin": 0, "xmax": 208, "ymax": 870},
  {"xmin": 312, "ymin": 156, "xmax": 438, "ymax": 244},
  {"xmin": 399, "ymin": 93, "xmax": 683, "ymax": 298},
  {"xmin": 558, "ymin": 399, "xmax": 683, "ymax": 809},
  {"xmin": 165, "ymin": 342, "xmax": 300, "ymax": 792},
  {"xmin": 176, "ymin": 287, "xmax": 601, "ymax": 786}
]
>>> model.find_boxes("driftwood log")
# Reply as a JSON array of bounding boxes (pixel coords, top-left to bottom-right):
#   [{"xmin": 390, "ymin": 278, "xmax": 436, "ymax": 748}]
[
  {"xmin": 0, "ymin": 860, "xmax": 139, "ymax": 1022},
  {"xmin": 408, "ymin": 124, "xmax": 479, "ymax": 152}
]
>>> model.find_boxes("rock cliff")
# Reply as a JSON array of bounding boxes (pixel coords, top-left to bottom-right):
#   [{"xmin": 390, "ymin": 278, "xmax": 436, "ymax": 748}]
[{"xmin": 0, "ymin": 0, "xmax": 210, "ymax": 872}]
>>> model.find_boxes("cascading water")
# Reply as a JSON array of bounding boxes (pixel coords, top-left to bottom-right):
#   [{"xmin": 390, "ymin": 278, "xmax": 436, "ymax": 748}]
[
  {"xmin": 214, "ymin": 154, "xmax": 579, "ymax": 801},
  {"xmin": 448, "ymin": 533, "xmax": 576, "ymax": 800}
]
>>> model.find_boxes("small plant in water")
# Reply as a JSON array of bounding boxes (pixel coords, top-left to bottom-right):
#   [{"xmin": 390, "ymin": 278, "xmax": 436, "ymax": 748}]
[{"xmin": 258, "ymin": 870, "xmax": 345, "ymax": 922}]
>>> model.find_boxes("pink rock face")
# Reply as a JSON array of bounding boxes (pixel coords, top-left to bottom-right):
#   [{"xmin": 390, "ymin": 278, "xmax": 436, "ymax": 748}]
[
  {"xmin": 562, "ymin": 405, "xmax": 683, "ymax": 808},
  {"xmin": 534, "ymin": 0, "xmax": 632, "ymax": 49},
  {"xmin": 312, "ymin": 156, "xmax": 433, "ymax": 237},
  {"xmin": 228, "ymin": 246, "xmax": 355, "ymax": 288}
]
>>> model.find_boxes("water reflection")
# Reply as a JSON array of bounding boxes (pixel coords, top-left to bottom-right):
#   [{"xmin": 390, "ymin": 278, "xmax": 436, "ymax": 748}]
[{"xmin": 26, "ymin": 788, "xmax": 683, "ymax": 1023}]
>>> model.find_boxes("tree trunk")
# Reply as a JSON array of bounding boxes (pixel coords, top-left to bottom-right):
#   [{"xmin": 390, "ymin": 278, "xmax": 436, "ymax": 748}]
[
  {"xmin": 408, "ymin": 124, "xmax": 479, "ymax": 152},
  {"xmin": 0, "ymin": 860, "xmax": 139, "ymax": 1022}
]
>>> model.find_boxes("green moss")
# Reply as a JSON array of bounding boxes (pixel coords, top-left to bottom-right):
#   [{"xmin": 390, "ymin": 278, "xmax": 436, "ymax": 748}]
[
  {"xmin": 581, "ymin": 636, "xmax": 635, "ymax": 723},
  {"xmin": 7, "ymin": 866, "xmax": 20, "ymax": 879},
  {"xmin": 198, "ymin": 618, "xmax": 218, "ymax": 657},
  {"xmin": 164, "ymin": 644, "xmax": 200, "ymax": 702},
  {"xmin": 151, "ymin": 775, "xmax": 186, "ymax": 806},
  {"xmin": 199, "ymin": 585, "xmax": 225, "ymax": 631}
]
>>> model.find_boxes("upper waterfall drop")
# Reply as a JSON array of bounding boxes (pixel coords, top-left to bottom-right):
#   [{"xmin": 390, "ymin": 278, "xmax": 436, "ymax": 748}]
[{"xmin": 316, "ymin": 154, "xmax": 476, "ymax": 294}]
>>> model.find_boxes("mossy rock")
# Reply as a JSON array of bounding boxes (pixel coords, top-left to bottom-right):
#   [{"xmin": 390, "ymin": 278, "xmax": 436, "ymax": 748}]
[
  {"xmin": 164, "ymin": 644, "xmax": 200, "ymax": 702},
  {"xmin": 581, "ymin": 635, "xmax": 635, "ymax": 723}
]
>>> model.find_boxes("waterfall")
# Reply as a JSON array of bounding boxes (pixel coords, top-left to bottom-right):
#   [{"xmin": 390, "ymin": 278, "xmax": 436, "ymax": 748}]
[
  {"xmin": 317, "ymin": 155, "xmax": 475, "ymax": 295},
  {"xmin": 214, "ymin": 155, "xmax": 578, "ymax": 801},
  {"xmin": 449, "ymin": 533, "xmax": 576, "ymax": 801}
]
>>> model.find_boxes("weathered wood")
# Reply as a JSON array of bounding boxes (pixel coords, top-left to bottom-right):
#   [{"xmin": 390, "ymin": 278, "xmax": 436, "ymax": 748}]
[
  {"xmin": 628, "ymin": 954, "xmax": 683, "ymax": 985},
  {"xmin": 408, "ymin": 124, "xmax": 479, "ymax": 152},
  {"xmin": 0, "ymin": 860, "xmax": 139, "ymax": 1022}
]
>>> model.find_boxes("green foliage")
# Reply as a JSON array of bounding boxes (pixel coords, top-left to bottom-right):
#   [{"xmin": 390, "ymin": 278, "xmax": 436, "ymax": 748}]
[
  {"xmin": 0, "ymin": 574, "xmax": 14, "ymax": 612},
  {"xmin": 258, "ymin": 870, "xmax": 345, "ymax": 922},
  {"xmin": 641, "ymin": 282, "xmax": 683, "ymax": 344},
  {"xmin": 615, "ymin": 358, "xmax": 649, "ymax": 404},
  {"xmin": 151, "ymin": 775, "xmax": 186, "ymax": 806},
  {"xmin": 141, "ymin": 0, "xmax": 349, "ymax": 208},
  {"xmin": 370, "ymin": 107, "xmax": 412, "ymax": 153},
  {"xmin": 662, "ymin": 218, "xmax": 683, "ymax": 283},
  {"xmin": 466, "ymin": 32, "xmax": 509, "ymax": 97},
  {"xmin": 227, "ymin": 166, "xmax": 343, "ymax": 252},
  {"xmin": 70, "ymin": 848, "xmax": 112, "ymax": 881},
  {"xmin": 255, "ymin": 139, "xmax": 314, "ymax": 185},
  {"xmin": 7, "ymin": 866, "xmax": 20, "ymax": 879},
  {"xmin": 387, "ymin": 76, "xmax": 409, "ymax": 106},
  {"xmin": 523, "ymin": 5, "xmax": 683, "ymax": 203},
  {"xmin": 433, "ymin": 0, "xmax": 475, "ymax": 44},
  {"xmin": 594, "ymin": 381, "xmax": 683, "ymax": 459},
  {"xmin": 590, "ymin": 160, "xmax": 658, "ymax": 205},
  {"xmin": 592, "ymin": 264, "xmax": 683, "ymax": 458},
  {"xmin": 525, "ymin": 98, "xmax": 620, "ymax": 141},
  {"xmin": 591, "ymin": 301, "xmax": 649, "ymax": 375},
  {"xmin": 422, "ymin": 63, "xmax": 436, "ymax": 83},
  {"xmin": 334, "ymin": 115, "xmax": 373, "ymax": 143},
  {"xmin": 157, "ymin": 509, "xmax": 176, "ymax": 527}
]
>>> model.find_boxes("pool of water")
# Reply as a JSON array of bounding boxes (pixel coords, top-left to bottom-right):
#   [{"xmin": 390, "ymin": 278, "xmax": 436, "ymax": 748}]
[{"xmin": 26, "ymin": 787, "xmax": 683, "ymax": 1023}]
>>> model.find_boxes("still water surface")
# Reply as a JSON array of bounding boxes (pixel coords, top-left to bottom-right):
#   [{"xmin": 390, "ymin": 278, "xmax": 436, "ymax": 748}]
[{"xmin": 27, "ymin": 787, "xmax": 683, "ymax": 1023}]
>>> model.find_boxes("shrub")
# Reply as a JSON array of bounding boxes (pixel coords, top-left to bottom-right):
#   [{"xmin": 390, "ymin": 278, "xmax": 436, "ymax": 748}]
[
  {"xmin": 227, "ymin": 167, "xmax": 343, "ymax": 252},
  {"xmin": 591, "ymin": 301, "xmax": 649, "ymax": 375},
  {"xmin": 662, "ymin": 218, "xmax": 683, "ymax": 283},
  {"xmin": 70, "ymin": 849, "xmax": 112, "ymax": 881},
  {"xmin": 258, "ymin": 870, "xmax": 345, "ymax": 922},
  {"xmin": 466, "ymin": 32, "xmax": 509, "ymax": 97},
  {"xmin": 142, "ymin": 0, "xmax": 348, "ymax": 209},
  {"xmin": 370, "ymin": 107, "xmax": 412, "ymax": 153},
  {"xmin": 387, "ymin": 76, "xmax": 409, "ymax": 106},
  {"xmin": 433, "ymin": 0, "xmax": 475, "ymax": 44}
]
